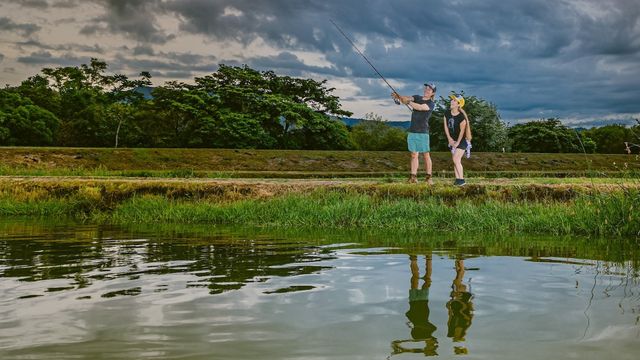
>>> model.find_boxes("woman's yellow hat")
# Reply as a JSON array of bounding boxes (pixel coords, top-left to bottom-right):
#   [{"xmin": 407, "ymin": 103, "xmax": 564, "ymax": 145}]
[{"xmin": 449, "ymin": 94, "xmax": 465, "ymax": 108}]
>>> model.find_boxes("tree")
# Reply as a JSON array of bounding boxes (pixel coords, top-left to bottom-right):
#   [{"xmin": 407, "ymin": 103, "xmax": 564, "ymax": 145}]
[
  {"xmin": 13, "ymin": 58, "xmax": 152, "ymax": 147},
  {"xmin": 582, "ymin": 124, "xmax": 634, "ymax": 154},
  {"xmin": 0, "ymin": 91, "xmax": 59, "ymax": 146},
  {"xmin": 147, "ymin": 82, "xmax": 220, "ymax": 148},
  {"xmin": 349, "ymin": 113, "xmax": 406, "ymax": 151},
  {"xmin": 14, "ymin": 74, "xmax": 60, "ymax": 115},
  {"xmin": 214, "ymin": 111, "xmax": 276, "ymax": 149},
  {"xmin": 508, "ymin": 118, "xmax": 594, "ymax": 153},
  {"xmin": 194, "ymin": 64, "xmax": 353, "ymax": 149}
]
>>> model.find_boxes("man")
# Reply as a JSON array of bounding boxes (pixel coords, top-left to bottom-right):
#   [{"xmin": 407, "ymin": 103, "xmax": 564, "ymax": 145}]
[
  {"xmin": 391, "ymin": 254, "xmax": 438, "ymax": 356},
  {"xmin": 392, "ymin": 83, "xmax": 437, "ymax": 184}
]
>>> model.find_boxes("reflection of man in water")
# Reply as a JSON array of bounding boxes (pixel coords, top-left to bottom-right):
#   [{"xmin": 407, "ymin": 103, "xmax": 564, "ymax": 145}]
[
  {"xmin": 446, "ymin": 258, "xmax": 474, "ymax": 354},
  {"xmin": 391, "ymin": 254, "xmax": 438, "ymax": 356}
]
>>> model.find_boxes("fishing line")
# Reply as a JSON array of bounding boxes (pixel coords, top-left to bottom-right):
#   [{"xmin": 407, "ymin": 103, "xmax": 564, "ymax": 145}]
[{"xmin": 330, "ymin": 19, "xmax": 412, "ymax": 112}]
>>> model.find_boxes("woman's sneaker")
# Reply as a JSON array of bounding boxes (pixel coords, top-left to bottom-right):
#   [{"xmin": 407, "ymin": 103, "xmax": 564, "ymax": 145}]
[{"xmin": 454, "ymin": 178, "xmax": 466, "ymax": 186}]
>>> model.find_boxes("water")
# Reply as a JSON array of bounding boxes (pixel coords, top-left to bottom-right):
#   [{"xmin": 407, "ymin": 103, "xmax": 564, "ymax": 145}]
[{"xmin": 0, "ymin": 220, "xmax": 638, "ymax": 359}]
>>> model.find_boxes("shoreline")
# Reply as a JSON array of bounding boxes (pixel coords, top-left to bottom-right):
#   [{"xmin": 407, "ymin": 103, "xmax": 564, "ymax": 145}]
[{"xmin": 1, "ymin": 176, "xmax": 637, "ymax": 238}]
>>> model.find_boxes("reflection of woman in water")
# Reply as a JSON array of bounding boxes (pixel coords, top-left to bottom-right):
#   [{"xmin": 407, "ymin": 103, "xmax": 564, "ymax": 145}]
[
  {"xmin": 446, "ymin": 258, "xmax": 474, "ymax": 354},
  {"xmin": 391, "ymin": 254, "xmax": 439, "ymax": 356}
]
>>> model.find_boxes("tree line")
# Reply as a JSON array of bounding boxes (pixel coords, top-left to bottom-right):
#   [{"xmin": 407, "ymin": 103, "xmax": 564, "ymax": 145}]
[
  {"xmin": 352, "ymin": 100, "xmax": 639, "ymax": 154},
  {"xmin": 1, "ymin": 59, "xmax": 637, "ymax": 153}
]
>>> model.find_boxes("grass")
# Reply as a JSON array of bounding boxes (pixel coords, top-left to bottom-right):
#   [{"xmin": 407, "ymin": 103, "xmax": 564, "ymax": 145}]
[
  {"xmin": 1, "ymin": 147, "xmax": 639, "ymax": 177},
  {"xmin": 0, "ymin": 146, "xmax": 638, "ymax": 238},
  {"xmin": 96, "ymin": 190, "xmax": 638, "ymax": 237},
  {"xmin": 0, "ymin": 177, "xmax": 637, "ymax": 237}
]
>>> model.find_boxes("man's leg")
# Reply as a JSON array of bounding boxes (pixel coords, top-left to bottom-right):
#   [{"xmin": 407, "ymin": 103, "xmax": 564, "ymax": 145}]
[
  {"xmin": 422, "ymin": 152, "xmax": 433, "ymax": 184},
  {"xmin": 409, "ymin": 152, "xmax": 419, "ymax": 183}
]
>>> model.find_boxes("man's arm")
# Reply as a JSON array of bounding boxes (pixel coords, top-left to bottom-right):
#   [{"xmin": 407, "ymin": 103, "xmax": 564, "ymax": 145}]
[
  {"xmin": 408, "ymin": 100, "xmax": 431, "ymax": 111},
  {"xmin": 391, "ymin": 93, "xmax": 431, "ymax": 111},
  {"xmin": 391, "ymin": 92, "xmax": 412, "ymax": 104}
]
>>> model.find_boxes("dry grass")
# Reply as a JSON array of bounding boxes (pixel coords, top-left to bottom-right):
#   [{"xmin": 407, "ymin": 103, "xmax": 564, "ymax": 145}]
[
  {"xmin": 1, "ymin": 147, "xmax": 639, "ymax": 176},
  {"xmin": 1, "ymin": 176, "xmax": 636, "ymax": 206}
]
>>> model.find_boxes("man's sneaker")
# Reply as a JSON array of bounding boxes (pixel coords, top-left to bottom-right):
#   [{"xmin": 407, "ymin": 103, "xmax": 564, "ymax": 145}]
[
  {"xmin": 408, "ymin": 174, "xmax": 418, "ymax": 183},
  {"xmin": 425, "ymin": 174, "xmax": 433, "ymax": 185}
]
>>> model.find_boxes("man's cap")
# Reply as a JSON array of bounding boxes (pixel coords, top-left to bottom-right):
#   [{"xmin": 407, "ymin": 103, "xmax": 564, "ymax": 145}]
[
  {"xmin": 424, "ymin": 83, "xmax": 437, "ymax": 92},
  {"xmin": 449, "ymin": 94, "xmax": 465, "ymax": 108}
]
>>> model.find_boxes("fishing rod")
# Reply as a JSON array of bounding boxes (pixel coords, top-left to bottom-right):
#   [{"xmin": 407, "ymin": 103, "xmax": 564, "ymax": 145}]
[{"xmin": 329, "ymin": 19, "xmax": 412, "ymax": 111}]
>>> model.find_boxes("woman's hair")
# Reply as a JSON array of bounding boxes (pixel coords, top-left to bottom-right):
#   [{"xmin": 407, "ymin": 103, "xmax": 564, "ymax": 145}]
[{"xmin": 462, "ymin": 109, "xmax": 473, "ymax": 140}]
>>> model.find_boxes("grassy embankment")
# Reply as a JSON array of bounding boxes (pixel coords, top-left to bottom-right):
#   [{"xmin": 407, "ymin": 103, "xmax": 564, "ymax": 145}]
[
  {"xmin": 1, "ymin": 146, "xmax": 639, "ymax": 178},
  {"xmin": 0, "ymin": 147, "xmax": 638, "ymax": 237}
]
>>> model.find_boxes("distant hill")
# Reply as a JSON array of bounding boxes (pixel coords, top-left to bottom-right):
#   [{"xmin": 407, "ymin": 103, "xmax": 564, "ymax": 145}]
[
  {"xmin": 134, "ymin": 86, "xmax": 154, "ymax": 100},
  {"xmin": 339, "ymin": 117, "xmax": 410, "ymax": 129}
]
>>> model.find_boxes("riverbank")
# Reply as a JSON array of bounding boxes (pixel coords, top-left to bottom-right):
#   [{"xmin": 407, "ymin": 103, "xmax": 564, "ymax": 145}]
[{"xmin": 1, "ymin": 176, "xmax": 637, "ymax": 237}]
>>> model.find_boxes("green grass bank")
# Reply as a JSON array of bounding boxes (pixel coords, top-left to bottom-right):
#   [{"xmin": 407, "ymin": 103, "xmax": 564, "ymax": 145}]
[{"xmin": 0, "ymin": 177, "xmax": 638, "ymax": 238}]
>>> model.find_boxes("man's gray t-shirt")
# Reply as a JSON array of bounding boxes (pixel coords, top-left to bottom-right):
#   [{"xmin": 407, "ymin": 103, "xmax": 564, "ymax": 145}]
[{"xmin": 408, "ymin": 95, "xmax": 435, "ymax": 134}]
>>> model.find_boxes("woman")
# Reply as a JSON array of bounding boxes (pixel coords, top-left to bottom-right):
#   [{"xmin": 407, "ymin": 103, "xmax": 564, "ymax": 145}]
[{"xmin": 443, "ymin": 94, "xmax": 472, "ymax": 186}]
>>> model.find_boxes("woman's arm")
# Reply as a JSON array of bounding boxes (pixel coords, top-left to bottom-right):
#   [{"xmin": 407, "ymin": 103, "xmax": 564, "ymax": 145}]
[
  {"xmin": 455, "ymin": 120, "xmax": 467, "ymax": 146},
  {"xmin": 444, "ymin": 116, "xmax": 454, "ymax": 145},
  {"xmin": 461, "ymin": 109, "xmax": 472, "ymax": 141}
]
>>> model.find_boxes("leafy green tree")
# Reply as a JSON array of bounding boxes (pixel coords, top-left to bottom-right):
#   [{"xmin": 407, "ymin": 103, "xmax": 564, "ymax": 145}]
[
  {"xmin": 14, "ymin": 74, "xmax": 61, "ymax": 115},
  {"xmin": 194, "ymin": 64, "xmax": 353, "ymax": 149},
  {"xmin": 287, "ymin": 111, "xmax": 355, "ymax": 150},
  {"xmin": 0, "ymin": 91, "xmax": 59, "ymax": 146},
  {"xmin": 147, "ymin": 82, "xmax": 220, "ymax": 148},
  {"xmin": 100, "ymin": 103, "xmax": 144, "ymax": 148},
  {"xmin": 350, "ymin": 113, "xmax": 406, "ymax": 151},
  {"xmin": 508, "ymin": 118, "xmax": 594, "ymax": 153},
  {"xmin": 578, "ymin": 135, "xmax": 597, "ymax": 154},
  {"xmin": 13, "ymin": 58, "xmax": 151, "ymax": 147},
  {"xmin": 582, "ymin": 124, "xmax": 635, "ymax": 154},
  {"xmin": 214, "ymin": 111, "xmax": 276, "ymax": 149}
]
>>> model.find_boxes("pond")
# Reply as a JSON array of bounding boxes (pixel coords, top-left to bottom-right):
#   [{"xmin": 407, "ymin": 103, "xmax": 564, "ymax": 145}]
[{"xmin": 0, "ymin": 220, "xmax": 638, "ymax": 359}]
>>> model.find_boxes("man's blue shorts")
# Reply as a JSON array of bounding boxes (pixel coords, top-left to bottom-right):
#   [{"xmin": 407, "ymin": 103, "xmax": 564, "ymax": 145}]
[{"xmin": 407, "ymin": 132, "xmax": 430, "ymax": 153}]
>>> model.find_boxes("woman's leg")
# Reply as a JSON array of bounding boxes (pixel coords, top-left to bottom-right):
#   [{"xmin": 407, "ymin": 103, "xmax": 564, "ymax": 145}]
[{"xmin": 453, "ymin": 148, "xmax": 465, "ymax": 180}]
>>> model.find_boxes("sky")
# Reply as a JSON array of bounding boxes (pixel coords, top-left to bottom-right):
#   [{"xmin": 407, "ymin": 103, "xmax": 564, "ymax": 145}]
[{"xmin": 0, "ymin": 0, "xmax": 639, "ymax": 127}]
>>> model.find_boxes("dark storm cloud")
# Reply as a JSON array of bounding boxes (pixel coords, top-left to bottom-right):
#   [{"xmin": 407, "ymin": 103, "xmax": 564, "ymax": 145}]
[
  {"xmin": 0, "ymin": 17, "xmax": 41, "ymax": 37},
  {"xmin": 151, "ymin": 0, "xmax": 640, "ymax": 122},
  {"xmin": 81, "ymin": 0, "xmax": 175, "ymax": 44},
  {"xmin": 246, "ymin": 52, "xmax": 342, "ymax": 78},
  {"xmin": 2, "ymin": 0, "xmax": 638, "ymax": 124},
  {"xmin": 51, "ymin": 0, "xmax": 80, "ymax": 8},
  {"xmin": 132, "ymin": 44, "xmax": 155, "ymax": 56},
  {"xmin": 17, "ymin": 50, "xmax": 86, "ymax": 66},
  {"xmin": 12, "ymin": 0, "xmax": 49, "ymax": 8},
  {"xmin": 162, "ymin": 0, "xmax": 335, "ymax": 51},
  {"xmin": 16, "ymin": 39, "xmax": 106, "ymax": 54},
  {"xmin": 109, "ymin": 51, "xmax": 217, "ymax": 77}
]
